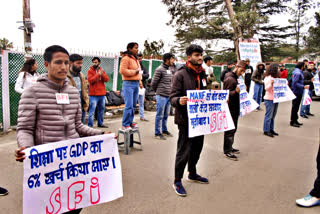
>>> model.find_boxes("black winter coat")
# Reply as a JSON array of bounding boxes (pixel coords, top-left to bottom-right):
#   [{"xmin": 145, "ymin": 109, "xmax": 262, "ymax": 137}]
[{"xmin": 223, "ymin": 72, "xmax": 240, "ymax": 116}]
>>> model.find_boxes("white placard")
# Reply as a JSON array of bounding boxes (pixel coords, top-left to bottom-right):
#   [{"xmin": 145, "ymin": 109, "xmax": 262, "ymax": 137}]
[
  {"xmin": 313, "ymin": 74, "xmax": 320, "ymax": 96},
  {"xmin": 273, "ymin": 78, "xmax": 296, "ymax": 103},
  {"xmin": 302, "ymin": 89, "xmax": 312, "ymax": 105},
  {"xmin": 238, "ymin": 77, "xmax": 259, "ymax": 117},
  {"xmin": 23, "ymin": 134, "xmax": 123, "ymax": 214},
  {"xmin": 138, "ymin": 87, "xmax": 145, "ymax": 96},
  {"xmin": 239, "ymin": 35, "xmax": 262, "ymax": 69},
  {"xmin": 187, "ymin": 90, "xmax": 235, "ymax": 138}
]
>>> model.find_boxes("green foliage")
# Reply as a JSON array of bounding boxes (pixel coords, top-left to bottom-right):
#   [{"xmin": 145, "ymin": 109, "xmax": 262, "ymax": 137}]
[
  {"xmin": 212, "ymin": 50, "xmax": 237, "ymax": 63},
  {"xmin": 304, "ymin": 12, "xmax": 320, "ymax": 57},
  {"xmin": 0, "ymin": 38, "xmax": 13, "ymax": 52},
  {"xmin": 142, "ymin": 40, "xmax": 165, "ymax": 57}
]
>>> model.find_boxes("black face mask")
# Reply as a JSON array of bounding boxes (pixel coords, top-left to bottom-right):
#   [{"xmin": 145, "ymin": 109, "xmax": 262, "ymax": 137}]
[
  {"xmin": 280, "ymin": 68, "xmax": 283, "ymax": 71},
  {"xmin": 72, "ymin": 65, "xmax": 81, "ymax": 73},
  {"xmin": 93, "ymin": 65, "xmax": 99, "ymax": 69}
]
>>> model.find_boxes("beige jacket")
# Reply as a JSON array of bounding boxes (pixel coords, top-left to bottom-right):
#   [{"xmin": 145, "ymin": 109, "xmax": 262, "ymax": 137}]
[
  {"xmin": 17, "ymin": 74, "xmax": 103, "ymax": 148},
  {"xmin": 67, "ymin": 71, "xmax": 89, "ymax": 112}
]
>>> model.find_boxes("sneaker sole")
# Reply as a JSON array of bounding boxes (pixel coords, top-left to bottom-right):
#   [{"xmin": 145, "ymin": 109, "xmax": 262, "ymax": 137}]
[
  {"xmin": 172, "ymin": 184, "xmax": 187, "ymax": 197},
  {"xmin": 225, "ymin": 156, "xmax": 238, "ymax": 161},
  {"xmin": 296, "ymin": 200, "xmax": 320, "ymax": 207},
  {"xmin": 0, "ymin": 192, "xmax": 8, "ymax": 196},
  {"xmin": 187, "ymin": 178, "xmax": 209, "ymax": 184},
  {"xmin": 153, "ymin": 136, "xmax": 166, "ymax": 140}
]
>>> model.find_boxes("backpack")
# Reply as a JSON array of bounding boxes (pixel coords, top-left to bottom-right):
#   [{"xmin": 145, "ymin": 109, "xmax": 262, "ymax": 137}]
[{"xmin": 106, "ymin": 91, "xmax": 123, "ymax": 106}]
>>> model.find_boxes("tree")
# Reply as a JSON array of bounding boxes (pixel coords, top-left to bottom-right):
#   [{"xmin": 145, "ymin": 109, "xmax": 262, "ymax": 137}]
[
  {"xmin": 304, "ymin": 12, "xmax": 320, "ymax": 58},
  {"xmin": 142, "ymin": 40, "xmax": 165, "ymax": 57},
  {"xmin": 0, "ymin": 37, "xmax": 13, "ymax": 52},
  {"xmin": 162, "ymin": 0, "xmax": 292, "ymax": 61}
]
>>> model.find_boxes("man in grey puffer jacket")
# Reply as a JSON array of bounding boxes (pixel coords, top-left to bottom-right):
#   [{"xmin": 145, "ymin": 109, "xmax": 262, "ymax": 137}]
[
  {"xmin": 151, "ymin": 53, "xmax": 175, "ymax": 140},
  {"xmin": 15, "ymin": 45, "xmax": 106, "ymax": 214}
]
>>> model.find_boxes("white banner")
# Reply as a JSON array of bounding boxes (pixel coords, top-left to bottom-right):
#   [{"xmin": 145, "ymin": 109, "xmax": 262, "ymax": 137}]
[
  {"xmin": 187, "ymin": 90, "xmax": 235, "ymax": 138},
  {"xmin": 313, "ymin": 74, "xmax": 320, "ymax": 96},
  {"xmin": 273, "ymin": 78, "xmax": 296, "ymax": 103},
  {"xmin": 239, "ymin": 35, "xmax": 262, "ymax": 69},
  {"xmin": 238, "ymin": 77, "xmax": 259, "ymax": 117},
  {"xmin": 23, "ymin": 134, "xmax": 123, "ymax": 214},
  {"xmin": 302, "ymin": 89, "xmax": 312, "ymax": 105}
]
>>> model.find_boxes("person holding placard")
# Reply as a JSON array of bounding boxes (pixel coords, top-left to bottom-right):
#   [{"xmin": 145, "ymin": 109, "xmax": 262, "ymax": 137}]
[
  {"xmin": 263, "ymin": 63, "xmax": 280, "ymax": 138},
  {"xmin": 251, "ymin": 62, "xmax": 265, "ymax": 111},
  {"xmin": 223, "ymin": 60, "xmax": 247, "ymax": 161},
  {"xmin": 170, "ymin": 45, "xmax": 208, "ymax": 197},
  {"xmin": 300, "ymin": 61, "xmax": 315, "ymax": 118}
]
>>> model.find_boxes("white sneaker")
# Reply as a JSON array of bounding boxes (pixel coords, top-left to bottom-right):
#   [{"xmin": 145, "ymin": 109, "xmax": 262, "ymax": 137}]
[
  {"xmin": 105, "ymin": 112, "xmax": 113, "ymax": 116},
  {"xmin": 296, "ymin": 194, "xmax": 320, "ymax": 207}
]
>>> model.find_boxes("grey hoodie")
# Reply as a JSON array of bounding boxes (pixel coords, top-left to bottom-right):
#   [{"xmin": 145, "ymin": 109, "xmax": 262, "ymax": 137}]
[{"xmin": 251, "ymin": 62, "xmax": 265, "ymax": 85}]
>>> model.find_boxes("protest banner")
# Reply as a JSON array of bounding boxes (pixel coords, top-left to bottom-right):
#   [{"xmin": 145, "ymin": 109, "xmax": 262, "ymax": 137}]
[
  {"xmin": 273, "ymin": 78, "xmax": 296, "ymax": 103},
  {"xmin": 314, "ymin": 74, "xmax": 320, "ymax": 96},
  {"xmin": 23, "ymin": 134, "xmax": 122, "ymax": 214},
  {"xmin": 302, "ymin": 89, "xmax": 312, "ymax": 105},
  {"xmin": 239, "ymin": 35, "xmax": 262, "ymax": 70},
  {"xmin": 187, "ymin": 90, "xmax": 235, "ymax": 138},
  {"xmin": 238, "ymin": 77, "xmax": 259, "ymax": 117}
]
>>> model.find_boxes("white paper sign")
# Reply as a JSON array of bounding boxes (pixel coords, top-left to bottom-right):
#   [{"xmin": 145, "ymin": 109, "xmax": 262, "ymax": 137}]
[
  {"xmin": 23, "ymin": 134, "xmax": 123, "ymax": 214},
  {"xmin": 238, "ymin": 77, "xmax": 259, "ymax": 117},
  {"xmin": 273, "ymin": 78, "xmax": 296, "ymax": 103},
  {"xmin": 313, "ymin": 74, "xmax": 320, "ymax": 96},
  {"xmin": 187, "ymin": 90, "xmax": 235, "ymax": 138},
  {"xmin": 239, "ymin": 35, "xmax": 262, "ymax": 69},
  {"xmin": 138, "ymin": 87, "xmax": 145, "ymax": 96},
  {"xmin": 302, "ymin": 89, "xmax": 312, "ymax": 105},
  {"xmin": 56, "ymin": 93, "xmax": 70, "ymax": 104}
]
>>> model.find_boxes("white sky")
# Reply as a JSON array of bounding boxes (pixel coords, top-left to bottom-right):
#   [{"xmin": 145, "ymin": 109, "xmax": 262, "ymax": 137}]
[{"xmin": 0, "ymin": 0, "xmax": 176, "ymax": 54}]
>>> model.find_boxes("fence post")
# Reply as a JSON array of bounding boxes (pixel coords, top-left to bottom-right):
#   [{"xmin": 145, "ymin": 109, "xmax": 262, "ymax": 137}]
[
  {"xmin": 149, "ymin": 59, "xmax": 152, "ymax": 78},
  {"xmin": 113, "ymin": 55, "xmax": 119, "ymax": 91},
  {"xmin": 1, "ymin": 50, "xmax": 11, "ymax": 132}
]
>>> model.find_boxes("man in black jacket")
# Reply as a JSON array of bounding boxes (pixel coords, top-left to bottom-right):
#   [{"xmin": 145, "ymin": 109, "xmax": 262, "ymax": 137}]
[
  {"xmin": 220, "ymin": 62, "xmax": 234, "ymax": 82},
  {"xmin": 244, "ymin": 58, "xmax": 254, "ymax": 92},
  {"xmin": 300, "ymin": 61, "xmax": 315, "ymax": 118},
  {"xmin": 170, "ymin": 45, "xmax": 208, "ymax": 197},
  {"xmin": 223, "ymin": 60, "xmax": 246, "ymax": 161}
]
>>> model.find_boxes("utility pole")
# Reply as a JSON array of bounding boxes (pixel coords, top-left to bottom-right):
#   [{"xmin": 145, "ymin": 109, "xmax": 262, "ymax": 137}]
[{"xmin": 21, "ymin": 0, "xmax": 34, "ymax": 57}]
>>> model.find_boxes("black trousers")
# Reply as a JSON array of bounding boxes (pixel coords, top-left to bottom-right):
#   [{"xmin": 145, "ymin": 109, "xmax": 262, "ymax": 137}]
[
  {"xmin": 174, "ymin": 125, "xmax": 204, "ymax": 180},
  {"xmin": 224, "ymin": 111, "xmax": 239, "ymax": 154},
  {"xmin": 290, "ymin": 94, "xmax": 302, "ymax": 123},
  {"xmin": 64, "ymin": 209, "xmax": 82, "ymax": 214},
  {"xmin": 310, "ymin": 144, "xmax": 320, "ymax": 198}
]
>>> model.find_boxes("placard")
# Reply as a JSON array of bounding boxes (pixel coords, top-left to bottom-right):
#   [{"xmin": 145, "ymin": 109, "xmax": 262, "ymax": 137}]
[{"xmin": 273, "ymin": 78, "xmax": 296, "ymax": 103}]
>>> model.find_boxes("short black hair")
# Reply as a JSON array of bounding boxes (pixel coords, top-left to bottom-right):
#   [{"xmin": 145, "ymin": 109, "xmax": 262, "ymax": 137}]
[
  {"xmin": 44, "ymin": 45, "xmax": 69, "ymax": 62},
  {"xmin": 69, "ymin": 54, "xmax": 83, "ymax": 62},
  {"xmin": 137, "ymin": 53, "xmax": 143, "ymax": 57},
  {"xmin": 204, "ymin": 56, "xmax": 213, "ymax": 63},
  {"xmin": 92, "ymin": 57, "xmax": 101, "ymax": 62},
  {"xmin": 296, "ymin": 62, "xmax": 305, "ymax": 70},
  {"xmin": 127, "ymin": 42, "xmax": 138, "ymax": 50},
  {"xmin": 303, "ymin": 59, "xmax": 308, "ymax": 62},
  {"xmin": 163, "ymin": 53, "xmax": 175, "ymax": 62},
  {"xmin": 186, "ymin": 44, "xmax": 203, "ymax": 56},
  {"xmin": 227, "ymin": 62, "xmax": 233, "ymax": 65}
]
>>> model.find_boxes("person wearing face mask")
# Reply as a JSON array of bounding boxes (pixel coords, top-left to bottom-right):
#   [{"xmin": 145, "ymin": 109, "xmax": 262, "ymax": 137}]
[
  {"xmin": 67, "ymin": 54, "xmax": 89, "ymax": 124},
  {"xmin": 280, "ymin": 64, "xmax": 288, "ymax": 79},
  {"xmin": 87, "ymin": 57, "xmax": 109, "ymax": 128},
  {"xmin": 15, "ymin": 58, "xmax": 40, "ymax": 94}
]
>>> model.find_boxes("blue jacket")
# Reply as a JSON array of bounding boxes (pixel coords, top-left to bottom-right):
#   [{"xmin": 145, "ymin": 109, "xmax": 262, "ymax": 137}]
[{"xmin": 291, "ymin": 68, "xmax": 304, "ymax": 95}]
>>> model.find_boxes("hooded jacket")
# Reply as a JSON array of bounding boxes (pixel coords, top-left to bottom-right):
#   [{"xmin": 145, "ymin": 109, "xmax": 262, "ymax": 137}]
[
  {"xmin": 67, "ymin": 70, "xmax": 89, "ymax": 111},
  {"xmin": 251, "ymin": 62, "xmax": 265, "ymax": 85},
  {"xmin": 17, "ymin": 74, "xmax": 103, "ymax": 148},
  {"xmin": 87, "ymin": 66, "xmax": 109, "ymax": 96}
]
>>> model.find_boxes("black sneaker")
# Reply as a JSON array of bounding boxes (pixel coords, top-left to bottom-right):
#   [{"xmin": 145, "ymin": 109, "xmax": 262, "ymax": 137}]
[
  {"xmin": 98, "ymin": 124, "xmax": 109, "ymax": 128},
  {"xmin": 270, "ymin": 130, "xmax": 279, "ymax": 136},
  {"xmin": 301, "ymin": 115, "xmax": 308, "ymax": 119},
  {"xmin": 154, "ymin": 134, "xmax": 166, "ymax": 140},
  {"xmin": 0, "ymin": 187, "xmax": 8, "ymax": 196},
  {"xmin": 163, "ymin": 131, "xmax": 173, "ymax": 137},
  {"xmin": 231, "ymin": 148, "xmax": 240, "ymax": 154},
  {"xmin": 187, "ymin": 174, "xmax": 209, "ymax": 184},
  {"xmin": 173, "ymin": 181, "xmax": 187, "ymax": 197},
  {"xmin": 306, "ymin": 113, "xmax": 314, "ymax": 116},
  {"xmin": 296, "ymin": 121, "xmax": 303, "ymax": 126},
  {"xmin": 264, "ymin": 132, "xmax": 274, "ymax": 138},
  {"xmin": 290, "ymin": 122, "xmax": 300, "ymax": 128},
  {"xmin": 225, "ymin": 152, "xmax": 238, "ymax": 161}
]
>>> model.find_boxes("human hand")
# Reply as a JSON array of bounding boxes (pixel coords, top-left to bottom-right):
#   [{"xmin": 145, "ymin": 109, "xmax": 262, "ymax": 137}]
[
  {"xmin": 304, "ymin": 85, "xmax": 310, "ymax": 89},
  {"xmin": 135, "ymin": 68, "xmax": 140, "ymax": 75},
  {"xmin": 236, "ymin": 86, "xmax": 240, "ymax": 93},
  {"xmin": 15, "ymin": 147, "xmax": 26, "ymax": 162},
  {"xmin": 103, "ymin": 131, "xmax": 118, "ymax": 139},
  {"xmin": 179, "ymin": 96, "xmax": 188, "ymax": 105}
]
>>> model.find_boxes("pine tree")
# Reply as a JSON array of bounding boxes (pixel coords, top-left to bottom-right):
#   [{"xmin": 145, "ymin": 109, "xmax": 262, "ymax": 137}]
[{"xmin": 304, "ymin": 12, "xmax": 320, "ymax": 58}]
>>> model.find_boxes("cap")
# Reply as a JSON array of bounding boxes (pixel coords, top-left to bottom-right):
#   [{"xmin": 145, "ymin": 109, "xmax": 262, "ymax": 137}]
[
  {"xmin": 308, "ymin": 61, "xmax": 315, "ymax": 65},
  {"xmin": 236, "ymin": 60, "xmax": 246, "ymax": 69}
]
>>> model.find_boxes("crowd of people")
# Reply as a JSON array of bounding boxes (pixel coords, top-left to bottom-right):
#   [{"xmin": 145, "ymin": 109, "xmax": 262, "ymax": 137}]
[{"xmin": 0, "ymin": 43, "xmax": 319, "ymax": 211}]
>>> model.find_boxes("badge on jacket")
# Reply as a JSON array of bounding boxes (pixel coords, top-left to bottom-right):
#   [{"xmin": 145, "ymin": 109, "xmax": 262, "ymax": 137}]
[
  {"xmin": 56, "ymin": 93, "xmax": 70, "ymax": 104},
  {"xmin": 202, "ymin": 79, "xmax": 207, "ymax": 87},
  {"xmin": 166, "ymin": 70, "xmax": 171, "ymax": 75}
]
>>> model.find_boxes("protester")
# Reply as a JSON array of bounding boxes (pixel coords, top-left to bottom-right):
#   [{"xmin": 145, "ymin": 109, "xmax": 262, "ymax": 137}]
[
  {"xmin": 15, "ymin": 58, "xmax": 40, "ymax": 94},
  {"xmin": 290, "ymin": 62, "xmax": 309, "ymax": 127},
  {"xmin": 152, "ymin": 53, "xmax": 175, "ymax": 140},
  {"xmin": 137, "ymin": 53, "xmax": 149, "ymax": 121},
  {"xmin": 300, "ymin": 61, "xmax": 315, "ymax": 118},
  {"xmin": 170, "ymin": 44, "xmax": 208, "ymax": 197},
  {"xmin": 0, "ymin": 186, "xmax": 8, "ymax": 196},
  {"xmin": 15, "ymin": 45, "xmax": 110, "ymax": 214},
  {"xmin": 303, "ymin": 59, "xmax": 309, "ymax": 72},
  {"xmin": 67, "ymin": 54, "xmax": 89, "ymax": 124},
  {"xmin": 120, "ymin": 42, "xmax": 143, "ymax": 130},
  {"xmin": 202, "ymin": 56, "xmax": 213, "ymax": 76},
  {"xmin": 251, "ymin": 62, "xmax": 265, "ymax": 111},
  {"xmin": 223, "ymin": 60, "xmax": 246, "ymax": 161},
  {"xmin": 263, "ymin": 63, "xmax": 280, "ymax": 138},
  {"xmin": 244, "ymin": 58, "xmax": 254, "ymax": 92},
  {"xmin": 280, "ymin": 64, "xmax": 288, "ymax": 79},
  {"xmin": 296, "ymin": 144, "xmax": 320, "ymax": 207},
  {"xmin": 87, "ymin": 57, "xmax": 109, "ymax": 128},
  {"xmin": 220, "ymin": 62, "xmax": 234, "ymax": 82}
]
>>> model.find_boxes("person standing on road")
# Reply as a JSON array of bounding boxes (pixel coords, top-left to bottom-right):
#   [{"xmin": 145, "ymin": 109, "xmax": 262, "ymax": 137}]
[
  {"xmin": 300, "ymin": 61, "xmax": 315, "ymax": 118},
  {"xmin": 15, "ymin": 45, "xmax": 109, "ymax": 214},
  {"xmin": 170, "ymin": 45, "xmax": 208, "ymax": 197},
  {"xmin": 220, "ymin": 62, "xmax": 234, "ymax": 82},
  {"xmin": 262, "ymin": 63, "xmax": 280, "ymax": 138},
  {"xmin": 137, "ymin": 53, "xmax": 149, "ymax": 122},
  {"xmin": 251, "ymin": 62, "xmax": 265, "ymax": 111},
  {"xmin": 87, "ymin": 57, "xmax": 109, "ymax": 128},
  {"xmin": 244, "ymin": 58, "xmax": 254, "ymax": 92},
  {"xmin": 67, "ymin": 54, "xmax": 89, "ymax": 124},
  {"xmin": 223, "ymin": 60, "xmax": 247, "ymax": 161},
  {"xmin": 152, "ymin": 53, "xmax": 175, "ymax": 140},
  {"xmin": 280, "ymin": 64, "xmax": 288, "ymax": 79},
  {"xmin": 15, "ymin": 58, "xmax": 40, "ymax": 94}
]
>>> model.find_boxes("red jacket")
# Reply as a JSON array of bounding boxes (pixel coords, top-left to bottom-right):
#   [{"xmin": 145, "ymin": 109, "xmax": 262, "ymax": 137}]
[
  {"xmin": 280, "ymin": 69, "xmax": 288, "ymax": 79},
  {"xmin": 87, "ymin": 66, "xmax": 109, "ymax": 96}
]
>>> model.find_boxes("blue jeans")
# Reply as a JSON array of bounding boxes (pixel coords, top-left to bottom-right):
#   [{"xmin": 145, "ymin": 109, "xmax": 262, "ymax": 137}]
[
  {"xmin": 300, "ymin": 89, "xmax": 312, "ymax": 116},
  {"xmin": 253, "ymin": 83, "xmax": 263, "ymax": 109},
  {"xmin": 138, "ymin": 94, "xmax": 145, "ymax": 119},
  {"xmin": 263, "ymin": 100, "xmax": 279, "ymax": 132},
  {"xmin": 88, "ymin": 96, "xmax": 105, "ymax": 127},
  {"xmin": 122, "ymin": 81, "xmax": 139, "ymax": 126},
  {"xmin": 155, "ymin": 95, "xmax": 170, "ymax": 135}
]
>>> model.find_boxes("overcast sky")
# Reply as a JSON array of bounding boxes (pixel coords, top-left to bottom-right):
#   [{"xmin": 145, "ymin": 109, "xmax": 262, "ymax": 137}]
[{"xmin": 0, "ymin": 0, "xmax": 176, "ymax": 54}]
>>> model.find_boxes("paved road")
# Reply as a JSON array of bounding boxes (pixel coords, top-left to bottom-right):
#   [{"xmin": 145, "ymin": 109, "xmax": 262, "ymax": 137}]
[{"xmin": 0, "ymin": 99, "xmax": 320, "ymax": 214}]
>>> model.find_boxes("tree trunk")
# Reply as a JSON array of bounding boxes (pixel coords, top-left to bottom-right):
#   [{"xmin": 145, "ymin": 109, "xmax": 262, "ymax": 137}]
[{"xmin": 23, "ymin": 0, "xmax": 32, "ymax": 56}]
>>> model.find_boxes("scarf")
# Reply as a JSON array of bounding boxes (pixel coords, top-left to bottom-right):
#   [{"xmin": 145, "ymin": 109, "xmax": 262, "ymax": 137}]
[{"xmin": 186, "ymin": 61, "xmax": 204, "ymax": 90}]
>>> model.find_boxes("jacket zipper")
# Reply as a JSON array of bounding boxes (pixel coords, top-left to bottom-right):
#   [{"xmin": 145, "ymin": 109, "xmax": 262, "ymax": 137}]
[{"xmin": 58, "ymin": 87, "xmax": 68, "ymax": 139}]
